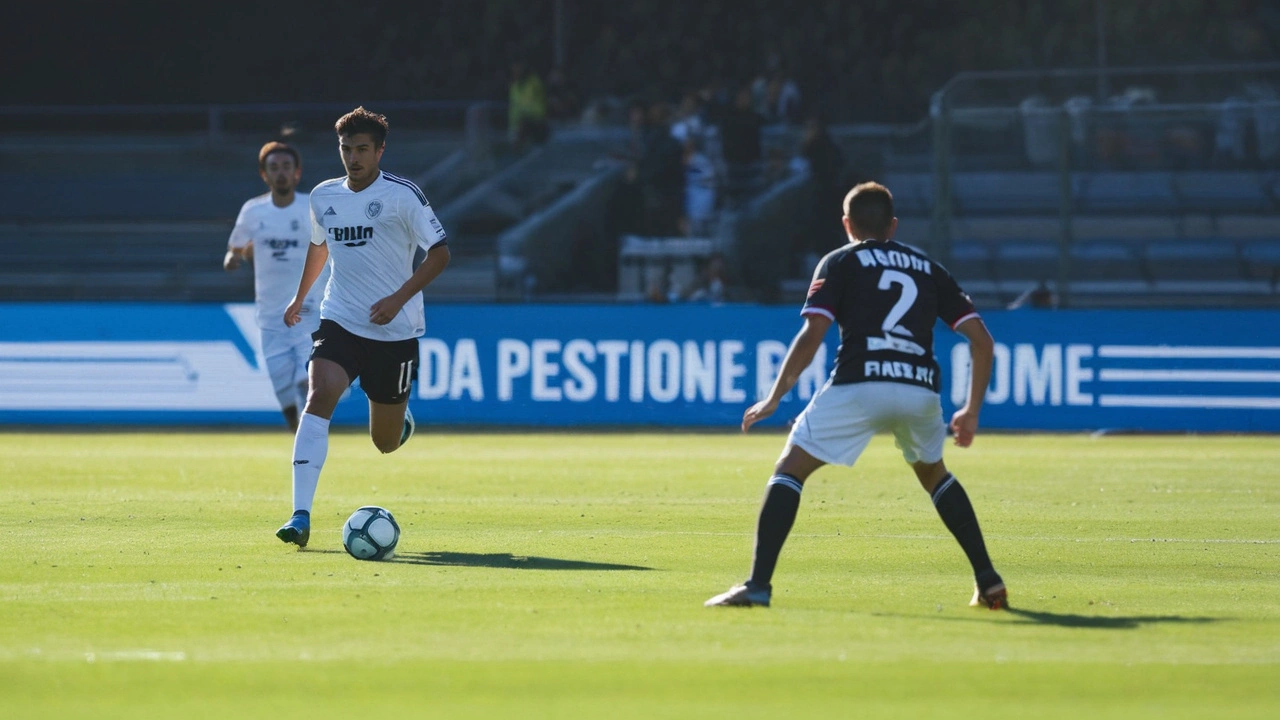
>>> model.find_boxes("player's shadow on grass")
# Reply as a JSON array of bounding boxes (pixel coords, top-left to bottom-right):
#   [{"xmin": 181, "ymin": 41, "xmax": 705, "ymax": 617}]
[
  {"xmin": 1004, "ymin": 607, "xmax": 1221, "ymax": 630},
  {"xmin": 873, "ymin": 608, "xmax": 1221, "ymax": 630},
  {"xmin": 391, "ymin": 551, "xmax": 653, "ymax": 571}
]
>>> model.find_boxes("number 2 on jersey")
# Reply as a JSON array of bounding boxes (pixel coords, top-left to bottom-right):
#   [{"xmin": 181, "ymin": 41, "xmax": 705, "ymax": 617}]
[{"xmin": 877, "ymin": 270, "xmax": 918, "ymax": 336}]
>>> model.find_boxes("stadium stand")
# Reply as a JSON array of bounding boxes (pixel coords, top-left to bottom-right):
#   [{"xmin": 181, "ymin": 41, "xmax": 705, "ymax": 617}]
[
  {"xmin": 778, "ymin": 65, "xmax": 1280, "ymax": 310},
  {"xmin": 3, "ymin": 58, "xmax": 1278, "ymax": 311},
  {"xmin": 0, "ymin": 222, "xmax": 237, "ymax": 301},
  {"xmin": 0, "ymin": 129, "xmax": 464, "ymax": 302}
]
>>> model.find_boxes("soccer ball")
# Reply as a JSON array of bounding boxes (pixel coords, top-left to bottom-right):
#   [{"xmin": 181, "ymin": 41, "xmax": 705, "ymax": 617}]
[{"xmin": 342, "ymin": 506, "xmax": 400, "ymax": 561}]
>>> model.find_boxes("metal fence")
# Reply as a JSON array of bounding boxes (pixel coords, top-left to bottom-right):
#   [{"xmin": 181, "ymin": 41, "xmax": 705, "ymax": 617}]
[{"xmin": 927, "ymin": 63, "xmax": 1280, "ymax": 307}]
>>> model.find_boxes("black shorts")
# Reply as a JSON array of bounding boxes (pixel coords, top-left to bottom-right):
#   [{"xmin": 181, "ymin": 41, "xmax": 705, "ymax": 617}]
[{"xmin": 311, "ymin": 319, "xmax": 419, "ymax": 404}]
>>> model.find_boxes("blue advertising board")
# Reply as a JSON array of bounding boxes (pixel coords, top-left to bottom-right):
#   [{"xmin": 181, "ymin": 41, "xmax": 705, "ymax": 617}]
[
  {"xmin": 0, "ymin": 303, "xmax": 1276, "ymax": 432},
  {"xmin": 938, "ymin": 310, "xmax": 1280, "ymax": 432}
]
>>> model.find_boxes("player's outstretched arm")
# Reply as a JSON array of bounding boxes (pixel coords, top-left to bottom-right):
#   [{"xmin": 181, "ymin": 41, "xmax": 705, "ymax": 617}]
[
  {"xmin": 285, "ymin": 242, "xmax": 330, "ymax": 327},
  {"xmin": 950, "ymin": 316, "xmax": 994, "ymax": 447},
  {"xmin": 742, "ymin": 315, "xmax": 831, "ymax": 432},
  {"xmin": 370, "ymin": 243, "xmax": 451, "ymax": 325}
]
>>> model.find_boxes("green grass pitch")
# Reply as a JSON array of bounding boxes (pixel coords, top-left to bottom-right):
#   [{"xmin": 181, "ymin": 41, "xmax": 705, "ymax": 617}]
[{"xmin": 1, "ymin": 430, "xmax": 1277, "ymax": 719}]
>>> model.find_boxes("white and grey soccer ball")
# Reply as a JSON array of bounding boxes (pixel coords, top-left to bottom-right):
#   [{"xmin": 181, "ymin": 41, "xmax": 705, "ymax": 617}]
[{"xmin": 342, "ymin": 506, "xmax": 400, "ymax": 561}]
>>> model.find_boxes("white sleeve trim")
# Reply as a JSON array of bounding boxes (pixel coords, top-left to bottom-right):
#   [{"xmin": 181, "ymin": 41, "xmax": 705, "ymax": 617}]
[
  {"xmin": 951, "ymin": 312, "xmax": 981, "ymax": 330},
  {"xmin": 801, "ymin": 307, "xmax": 836, "ymax": 322}
]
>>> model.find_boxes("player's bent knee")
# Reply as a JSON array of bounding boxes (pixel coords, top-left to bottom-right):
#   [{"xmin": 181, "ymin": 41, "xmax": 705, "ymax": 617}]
[
  {"xmin": 303, "ymin": 390, "xmax": 342, "ymax": 417},
  {"xmin": 912, "ymin": 460, "xmax": 949, "ymax": 492},
  {"xmin": 372, "ymin": 436, "xmax": 401, "ymax": 454},
  {"xmin": 774, "ymin": 444, "xmax": 825, "ymax": 483}
]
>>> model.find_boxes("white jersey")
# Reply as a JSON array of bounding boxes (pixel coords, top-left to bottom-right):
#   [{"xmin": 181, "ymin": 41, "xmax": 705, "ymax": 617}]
[
  {"xmin": 228, "ymin": 193, "xmax": 328, "ymax": 330},
  {"xmin": 308, "ymin": 171, "xmax": 448, "ymax": 341}
]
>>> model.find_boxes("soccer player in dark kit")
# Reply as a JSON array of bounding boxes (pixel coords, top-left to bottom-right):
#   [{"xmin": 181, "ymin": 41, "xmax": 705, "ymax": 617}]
[{"xmin": 706, "ymin": 181, "xmax": 1007, "ymax": 610}]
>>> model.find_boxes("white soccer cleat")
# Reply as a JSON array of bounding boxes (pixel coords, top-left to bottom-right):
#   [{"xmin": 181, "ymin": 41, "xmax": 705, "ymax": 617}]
[
  {"xmin": 970, "ymin": 582, "xmax": 1008, "ymax": 610},
  {"xmin": 705, "ymin": 583, "xmax": 771, "ymax": 608}
]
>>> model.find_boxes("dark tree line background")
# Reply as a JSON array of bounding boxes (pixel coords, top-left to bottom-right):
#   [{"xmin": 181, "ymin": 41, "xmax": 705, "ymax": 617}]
[{"xmin": 4, "ymin": 0, "xmax": 1276, "ymax": 122}]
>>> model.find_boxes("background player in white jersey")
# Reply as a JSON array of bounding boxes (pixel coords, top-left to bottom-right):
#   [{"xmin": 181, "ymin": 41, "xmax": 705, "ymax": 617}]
[
  {"xmin": 223, "ymin": 141, "xmax": 328, "ymax": 431},
  {"xmin": 706, "ymin": 182, "xmax": 1007, "ymax": 610},
  {"xmin": 275, "ymin": 107, "xmax": 450, "ymax": 547}
]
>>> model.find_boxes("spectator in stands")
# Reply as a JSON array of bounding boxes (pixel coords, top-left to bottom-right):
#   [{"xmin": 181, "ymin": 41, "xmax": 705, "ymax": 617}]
[
  {"xmin": 698, "ymin": 75, "xmax": 734, "ymax": 128},
  {"xmin": 765, "ymin": 70, "xmax": 803, "ymax": 125},
  {"xmin": 670, "ymin": 91, "xmax": 706, "ymax": 145},
  {"xmin": 633, "ymin": 101, "xmax": 686, "ymax": 236},
  {"xmin": 1096, "ymin": 87, "xmax": 1161, "ymax": 169},
  {"xmin": 681, "ymin": 251, "xmax": 728, "ymax": 303},
  {"xmin": 545, "ymin": 65, "xmax": 580, "ymax": 123},
  {"xmin": 625, "ymin": 99, "xmax": 650, "ymax": 160},
  {"xmin": 645, "ymin": 265, "xmax": 670, "ymax": 304},
  {"xmin": 719, "ymin": 85, "xmax": 765, "ymax": 206},
  {"xmin": 751, "ymin": 72, "xmax": 772, "ymax": 118},
  {"xmin": 764, "ymin": 145, "xmax": 792, "ymax": 185},
  {"xmin": 794, "ymin": 115, "xmax": 846, "ymax": 272},
  {"xmin": 680, "ymin": 135, "xmax": 718, "ymax": 238},
  {"xmin": 606, "ymin": 100, "xmax": 654, "ymax": 238},
  {"xmin": 608, "ymin": 99, "xmax": 684, "ymax": 238},
  {"xmin": 508, "ymin": 59, "xmax": 549, "ymax": 146}
]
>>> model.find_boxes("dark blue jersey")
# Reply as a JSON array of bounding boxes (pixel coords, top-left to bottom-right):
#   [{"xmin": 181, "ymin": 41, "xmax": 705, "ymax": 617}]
[{"xmin": 801, "ymin": 240, "xmax": 978, "ymax": 392}]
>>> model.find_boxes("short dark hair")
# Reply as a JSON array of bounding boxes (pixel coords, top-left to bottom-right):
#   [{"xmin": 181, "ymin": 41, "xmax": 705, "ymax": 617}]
[
  {"xmin": 335, "ymin": 106, "xmax": 389, "ymax": 147},
  {"xmin": 258, "ymin": 141, "xmax": 300, "ymax": 172},
  {"xmin": 843, "ymin": 182, "xmax": 895, "ymax": 238}
]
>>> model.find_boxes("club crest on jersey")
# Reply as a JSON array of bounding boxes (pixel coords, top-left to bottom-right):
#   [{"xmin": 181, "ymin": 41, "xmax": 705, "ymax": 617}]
[
  {"xmin": 291, "ymin": 219, "xmax": 300, "ymax": 231},
  {"xmin": 366, "ymin": 200, "xmax": 383, "ymax": 219}
]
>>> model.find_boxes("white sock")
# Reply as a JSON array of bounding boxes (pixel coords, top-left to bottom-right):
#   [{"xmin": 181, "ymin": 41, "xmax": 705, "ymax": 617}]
[{"xmin": 291, "ymin": 413, "xmax": 330, "ymax": 513}]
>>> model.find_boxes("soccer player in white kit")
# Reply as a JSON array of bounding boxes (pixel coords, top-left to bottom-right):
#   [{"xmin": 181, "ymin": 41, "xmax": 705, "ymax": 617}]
[
  {"xmin": 706, "ymin": 182, "xmax": 1007, "ymax": 610},
  {"xmin": 224, "ymin": 142, "xmax": 328, "ymax": 431},
  {"xmin": 276, "ymin": 107, "xmax": 450, "ymax": 547}
]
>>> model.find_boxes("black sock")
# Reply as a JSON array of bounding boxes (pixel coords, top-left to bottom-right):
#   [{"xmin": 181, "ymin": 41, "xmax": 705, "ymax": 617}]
[
  {"xmin": 930, "ymin": 474, "xmax": 996, "ymax": 583},
  {"xmin": 748, "ymin": 474, "xmax": 804, "ymax": 589}
]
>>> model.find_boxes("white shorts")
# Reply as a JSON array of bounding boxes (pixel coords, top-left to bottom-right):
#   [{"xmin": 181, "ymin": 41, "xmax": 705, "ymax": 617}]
[
  {"xmin": 260, "ymin": 325, "xmax": 313, "ymax": 411},
  {"xmin": 785, "ymin": 381, "xmax": 946, "ymax": 467}
]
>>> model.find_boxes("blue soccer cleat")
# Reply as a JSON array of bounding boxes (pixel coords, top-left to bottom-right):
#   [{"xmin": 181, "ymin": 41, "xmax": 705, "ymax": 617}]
[
  {"xmin": 276, "ymin": 510, "xmax": 311, "ymax": 547},
  {"xmin": 399, "ymin": 408, "xmax": 415, "ymax": 448}
]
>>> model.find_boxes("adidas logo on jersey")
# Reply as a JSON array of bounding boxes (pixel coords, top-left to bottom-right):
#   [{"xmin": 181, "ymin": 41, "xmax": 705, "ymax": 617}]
[{"xmin": 323, "ymin": 207, "xmax": 337, "ymax": 216}]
